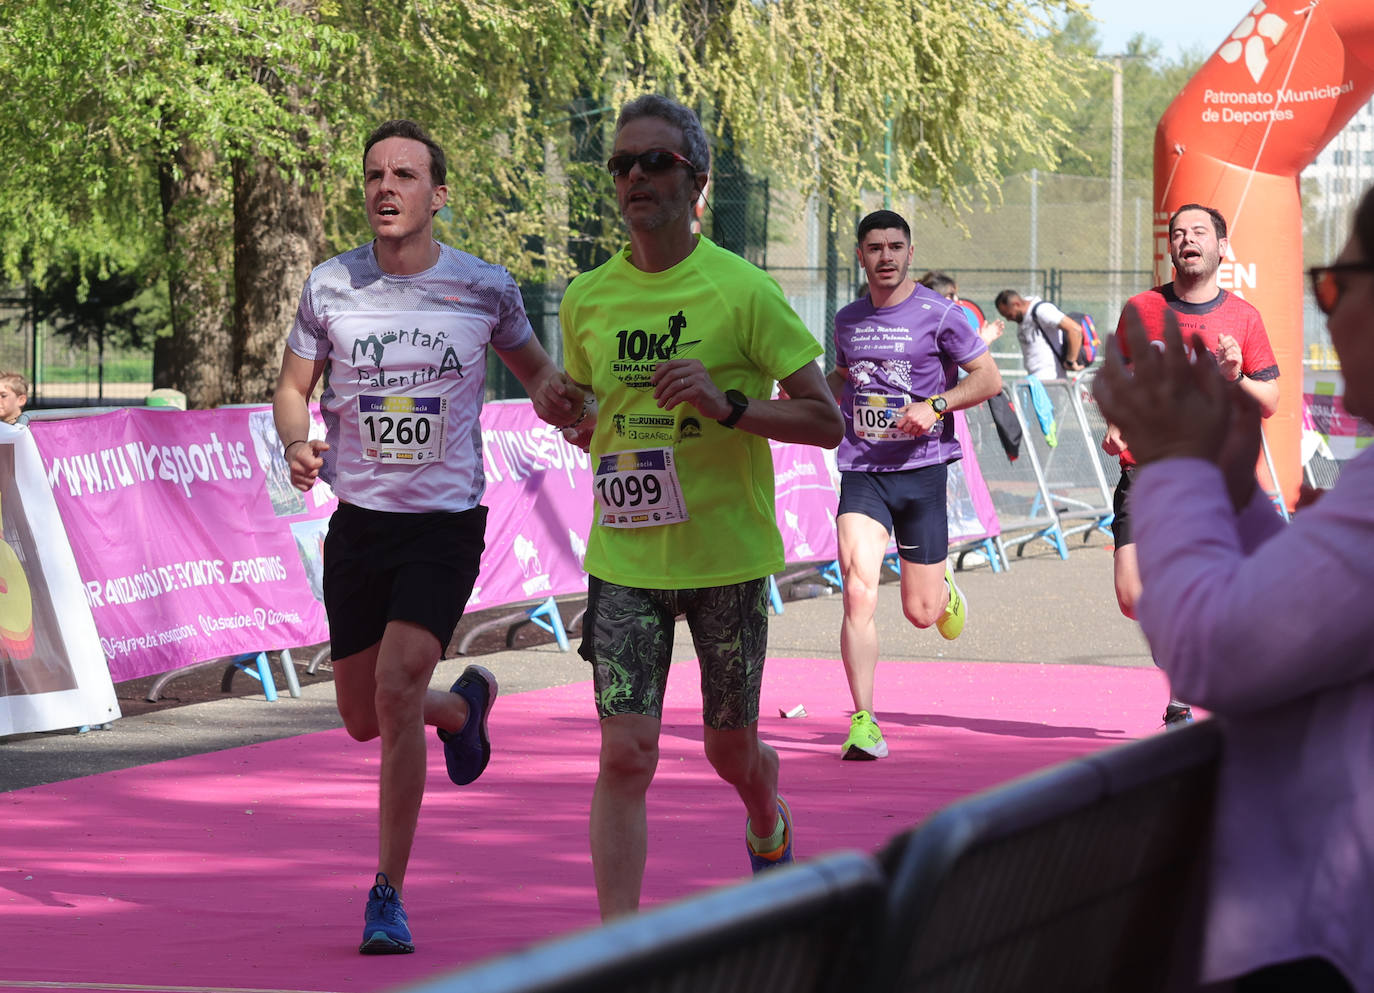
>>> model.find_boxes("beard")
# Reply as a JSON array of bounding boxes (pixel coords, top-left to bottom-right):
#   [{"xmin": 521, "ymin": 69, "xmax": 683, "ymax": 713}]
[
  {"xmin": 1171, "ymin": 247, "xmax": 1220, "ymax": 280},
  {"xmin": 620, "ymin": 180, "xmax": 696, "ymax": 233}
]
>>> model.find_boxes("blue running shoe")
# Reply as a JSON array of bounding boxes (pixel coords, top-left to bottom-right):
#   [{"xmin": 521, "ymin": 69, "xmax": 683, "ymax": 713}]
[
  {"xmin": 437, "ymin": 664, "xmax": 497, "ymax": 786},
  {"xmin": 747, "ymin": 796, "xmax": 795, "ymax": 873},
  {"xmin": 359, "ymin": 872, "xmax": 413, "ymax": 954}
]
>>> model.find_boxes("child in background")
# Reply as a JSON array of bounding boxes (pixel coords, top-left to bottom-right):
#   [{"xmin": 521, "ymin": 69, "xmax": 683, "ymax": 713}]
[{"xmin": 0, "ymin": 372, "xmax": 28, "ymax": 425}]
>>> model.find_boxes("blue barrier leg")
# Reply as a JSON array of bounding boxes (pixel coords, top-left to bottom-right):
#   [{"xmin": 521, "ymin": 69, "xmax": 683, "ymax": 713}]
[
  {"xmin": 883, "ymin": 552, "xmax": 900, "ymax": 576},
  {"xmin": 818, "ymin": 560, "xmax": 843, "ymax": 591},
  {"xmin": 1048, "ymin": 526, "xmax": 1070, "ymax": 560},
  {"xmin": 232, "ymin": 651, "xmax": 279, "ymax": 702},
  {"xmin": 526, "ymin": 597, "xmax": 570, "ymax": 652},
  {"xmin": 767, "ymin": 575, "xmax": 784, "ymax": 615},
  {"xmin": 253, "ymin": 651, "xmax": 279, "ymax": 702},
  {"xmin": 978, "ymin": 538, "xmax": 1003, "ymax": 574}
]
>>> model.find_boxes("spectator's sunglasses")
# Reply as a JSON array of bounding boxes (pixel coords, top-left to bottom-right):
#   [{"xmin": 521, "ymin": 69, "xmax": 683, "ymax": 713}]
[
  {"xmin": 1309, "ymin": 262, "xmax": 1374, "ymax": 316},
  {"xmin": 607, "ymin": 148, "xmax": 698, "ymax": 178}
]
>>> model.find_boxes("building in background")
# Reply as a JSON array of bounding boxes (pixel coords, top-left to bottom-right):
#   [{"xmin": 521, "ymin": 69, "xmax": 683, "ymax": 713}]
[{"xmin": 1301, "ymin": 96, "xmax": 1374, "ymax": 367}]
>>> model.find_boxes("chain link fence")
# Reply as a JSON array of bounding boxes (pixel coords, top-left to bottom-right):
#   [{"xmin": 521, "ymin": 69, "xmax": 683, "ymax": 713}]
[{"xmin": 0, "ymin": 289, "xmax": 154, "ymax": 408}]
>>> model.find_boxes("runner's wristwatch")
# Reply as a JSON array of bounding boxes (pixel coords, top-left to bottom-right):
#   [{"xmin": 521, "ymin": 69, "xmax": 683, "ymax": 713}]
[
  {"xmin": 718, "ymin": 389, "xmax": 749, "ymax": 428},
  {"xmin": 926, "ymin": 395, "xmax": 948, "ymax": 416}
]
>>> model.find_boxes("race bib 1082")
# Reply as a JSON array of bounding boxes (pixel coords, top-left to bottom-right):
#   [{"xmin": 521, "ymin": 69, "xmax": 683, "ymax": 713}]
[{"xmin": 853, "ymin": 393, "xmax": 910, "ymax": 442}]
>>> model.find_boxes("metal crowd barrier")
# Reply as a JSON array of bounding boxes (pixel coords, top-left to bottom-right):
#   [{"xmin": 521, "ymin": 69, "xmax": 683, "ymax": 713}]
[
  {"xmin": 395, "ymin": 722, "xmax": 1222, "ymax": 993},
  {"xmin": 962, "ymin": 386, "xmax": 1067, "ymax": 561},
  {"xmin": 1018, "ymin": 376, "xmax": 1115, "ymax": 548},
  {"xmin": 874, "ymin": 719, "xmax": 1220, "ymax": 992},
  {"xmin": 401, "ymin": 850, "xmax": 886, "ymax": 993}
]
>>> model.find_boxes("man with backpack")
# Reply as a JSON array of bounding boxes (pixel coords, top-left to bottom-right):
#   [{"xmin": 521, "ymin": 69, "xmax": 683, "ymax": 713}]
[{"xmin": 994, "ymin": 290, "xmax": 1091, "ymax": 379}]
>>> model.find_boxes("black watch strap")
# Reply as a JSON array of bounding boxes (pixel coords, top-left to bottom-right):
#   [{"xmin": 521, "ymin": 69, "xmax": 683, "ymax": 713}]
[{"xmin": 719, "ymin": 389, "xmax": 748, "ymax": 428}]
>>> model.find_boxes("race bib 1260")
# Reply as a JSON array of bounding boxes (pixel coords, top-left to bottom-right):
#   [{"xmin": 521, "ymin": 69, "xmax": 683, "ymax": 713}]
[
  {"xmin": 357, "ymin": 394, "xmax": 447, "ymax": 464},
  {"xmin": 593, "ymin": 447, "xmax": 689, "ymax": 529}
]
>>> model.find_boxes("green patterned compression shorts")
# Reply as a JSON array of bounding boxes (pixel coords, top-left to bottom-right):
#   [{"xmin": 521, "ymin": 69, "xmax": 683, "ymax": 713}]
[{"xmin": 578, "ymin": 577, "xmax": 769, "ymax": 730}]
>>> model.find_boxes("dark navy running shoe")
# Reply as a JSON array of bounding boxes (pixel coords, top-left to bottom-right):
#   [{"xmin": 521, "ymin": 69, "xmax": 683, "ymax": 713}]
[{"xmin": 438, "ymin": 664, "xmax": 497, "ymax": 786}]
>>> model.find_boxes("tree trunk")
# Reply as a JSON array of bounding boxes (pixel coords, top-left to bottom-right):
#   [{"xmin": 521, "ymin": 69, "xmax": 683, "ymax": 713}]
[
  {"xmin": 232, "ymin": 156, "xmax": 325, "ymax": 404},
  {"xmin": 158, "ymin": 143, "xmax": 234, "ymax": 408}
]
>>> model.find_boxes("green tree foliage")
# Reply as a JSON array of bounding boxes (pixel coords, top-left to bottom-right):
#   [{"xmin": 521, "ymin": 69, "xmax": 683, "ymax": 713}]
[
  {"xmin": 30, "ymin": 270, "xmax": 168, "ymax": 350},
  {"xmin": 1044, "ymin": 12, "xmax": 1204, "ymax": 182},
  {"xmin": 593, "ymin": 0, "xmax": 1096, "ymax": 218},
  {"xmin": 0, "ymin": 0, "xmax": 354, "ymax": 284},
  {"xmin": 0, "ymin": 0, "xmax": 1097, "ymax": 405},
  {"xmin": 325, "ymin": 0, "xmax": 590, "ymax": 276},
  {"xmin": 0, "ymin": 0, "xmax": 358, "ymax": 404}
]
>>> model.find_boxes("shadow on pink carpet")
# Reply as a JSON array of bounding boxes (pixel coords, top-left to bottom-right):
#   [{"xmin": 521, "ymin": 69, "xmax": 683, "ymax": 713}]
[{"xmin": 0, "ymin": 658, "xmax": 1166, "ymax": 993}]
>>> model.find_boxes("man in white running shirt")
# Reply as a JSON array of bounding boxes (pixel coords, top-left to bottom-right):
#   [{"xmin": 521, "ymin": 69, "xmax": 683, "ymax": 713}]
[{"xmin": 272, "ymin": 119, "xmax": 581, "ymax": 955}]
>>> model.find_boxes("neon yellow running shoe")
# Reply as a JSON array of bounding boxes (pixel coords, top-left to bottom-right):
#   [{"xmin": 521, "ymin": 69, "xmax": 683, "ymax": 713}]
[
  {"xmin": 840, "ymin": 710, "xmax": 888, "ymax": 760},
  {"xmin": 936, "ymin": 564, "xmax": 966, "ymax": 640}
]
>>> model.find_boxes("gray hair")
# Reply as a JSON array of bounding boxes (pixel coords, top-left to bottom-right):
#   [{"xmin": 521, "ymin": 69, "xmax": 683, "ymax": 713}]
[{"xmin": 615, "ymin": 95, "xmax": 711, "ymax": 174}]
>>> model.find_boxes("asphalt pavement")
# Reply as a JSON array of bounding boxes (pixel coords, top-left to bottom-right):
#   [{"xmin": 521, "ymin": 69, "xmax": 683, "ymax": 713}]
[{"xmin": 0, "ymin": 538, "xmax": 1153, "ymax": 792}]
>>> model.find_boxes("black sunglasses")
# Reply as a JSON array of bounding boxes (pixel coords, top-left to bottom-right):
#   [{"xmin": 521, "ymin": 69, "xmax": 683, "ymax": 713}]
[
  {"xmin": 606, "ymin": 148, "xmax": 698, "ymax": 178},
  {"xmin": 1309, "ymin": 262, "xmax": 1374, "ymax": 316}
]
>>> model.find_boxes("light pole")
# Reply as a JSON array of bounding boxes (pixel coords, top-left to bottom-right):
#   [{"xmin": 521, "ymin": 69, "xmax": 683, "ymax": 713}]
[{"xmin": 1110, "ymin": 54, "xmax": 1124, "ymax": 320}]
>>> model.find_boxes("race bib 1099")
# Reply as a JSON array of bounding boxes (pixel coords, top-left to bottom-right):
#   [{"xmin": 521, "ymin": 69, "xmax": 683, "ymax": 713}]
[{"xmin": 593, "ymin": 447, "xmax": 689, "ymax": 529}]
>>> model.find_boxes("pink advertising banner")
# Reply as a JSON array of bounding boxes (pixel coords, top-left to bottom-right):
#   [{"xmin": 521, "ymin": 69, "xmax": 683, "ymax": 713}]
[
  {"xmin": 471, "ymin": 401, "xmax": 594, "ymax": 609},
  {"xmin": 772, "ymin": 436, "xmax": 841, "ymax": 563},
  {"xmin": 1304, "ymin": 369, "xmax": 1373, "ymax": 461},
  {"xmin": 948, "ymin": 410, "xmax": 1001, "ymax": 545},
  {"xmin": 473, "ymin": 404, "xmax": 999, "ymax": 593},
  {"xmin": 32, "ymin": 407, "xmax": 332, "ymax": 682},
  {"xmin": 473, "ymin": 403, "xmax": 848, "ymax": 603},
  {"xmin": 29, "ymin": 401, "xmax": 1000, "ymax": 691}
]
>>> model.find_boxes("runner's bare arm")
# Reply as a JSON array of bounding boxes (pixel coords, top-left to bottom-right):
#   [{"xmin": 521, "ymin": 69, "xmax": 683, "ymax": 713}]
[
  {"xmin": 1059, "ymin": 315, "xmax": 1085, "ymax": 367},
  {"xmin": 498, "ymin": 338, "xmax": 584, "ymax": 427},
  {"xmin": 894, "ymin": 351, "xmax": 1001, "ymax": 436},
  {"xmin": 1242, "ymin": 375, "xmax": 1280, "ymax": 417},
  {"xmin": 747, "ymin": 360, "xmax": 845, "ymax": 448},
  {"xmin": 943, "ymin": 351, "xmax": 1002, "ymax": 411},
  {"xmin": 273, "ymin": 349, "xmax": 329, "ymax": 492},
  {"xmin": 825, "ymin": 367, "xmax": 848, "ymax": 401},
  {"xmin": 648, "ymin": 357, "xmax": 841, "ymax": 447}
]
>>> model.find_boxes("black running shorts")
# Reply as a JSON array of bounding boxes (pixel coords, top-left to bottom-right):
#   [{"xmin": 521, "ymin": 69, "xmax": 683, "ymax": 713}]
[
  {"xmin": 322, "ymin": 502, "xmax": 486, "ymax": 660},
  {"xmin": 1111, "ymin": 467, "xmax": 1134, "ymax": 548},
  {"xmin": 837, "ymin": 463, "xmax": 949, "ymax": 564}
]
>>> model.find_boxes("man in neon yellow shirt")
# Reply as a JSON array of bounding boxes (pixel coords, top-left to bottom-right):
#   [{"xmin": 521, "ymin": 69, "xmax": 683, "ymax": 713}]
[{"xmin": 559, "ymin": 94, "xmax": 844, "ymax": 919}]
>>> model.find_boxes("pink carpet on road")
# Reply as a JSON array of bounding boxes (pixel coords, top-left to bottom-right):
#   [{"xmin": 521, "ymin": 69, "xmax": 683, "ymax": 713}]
[{"xmin": 1, "ymin": 658, "xmax": 1166, "ymax": 993}]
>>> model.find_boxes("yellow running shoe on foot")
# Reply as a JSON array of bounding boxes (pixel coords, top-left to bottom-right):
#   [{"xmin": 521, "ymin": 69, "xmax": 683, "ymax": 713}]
[
  {"xmin": 841, "ymin": 710, "xmax": 889, "ymax": 760},
  {"xmin": 936, "ymin": 565, "xmax": 966, "ymax": 640}
]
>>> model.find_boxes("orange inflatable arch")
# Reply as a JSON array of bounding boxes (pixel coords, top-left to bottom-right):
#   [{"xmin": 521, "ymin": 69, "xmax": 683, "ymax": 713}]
[{"xmin": 1154, "ymin": 0, "xmax": 1374, "ymax": 505}]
